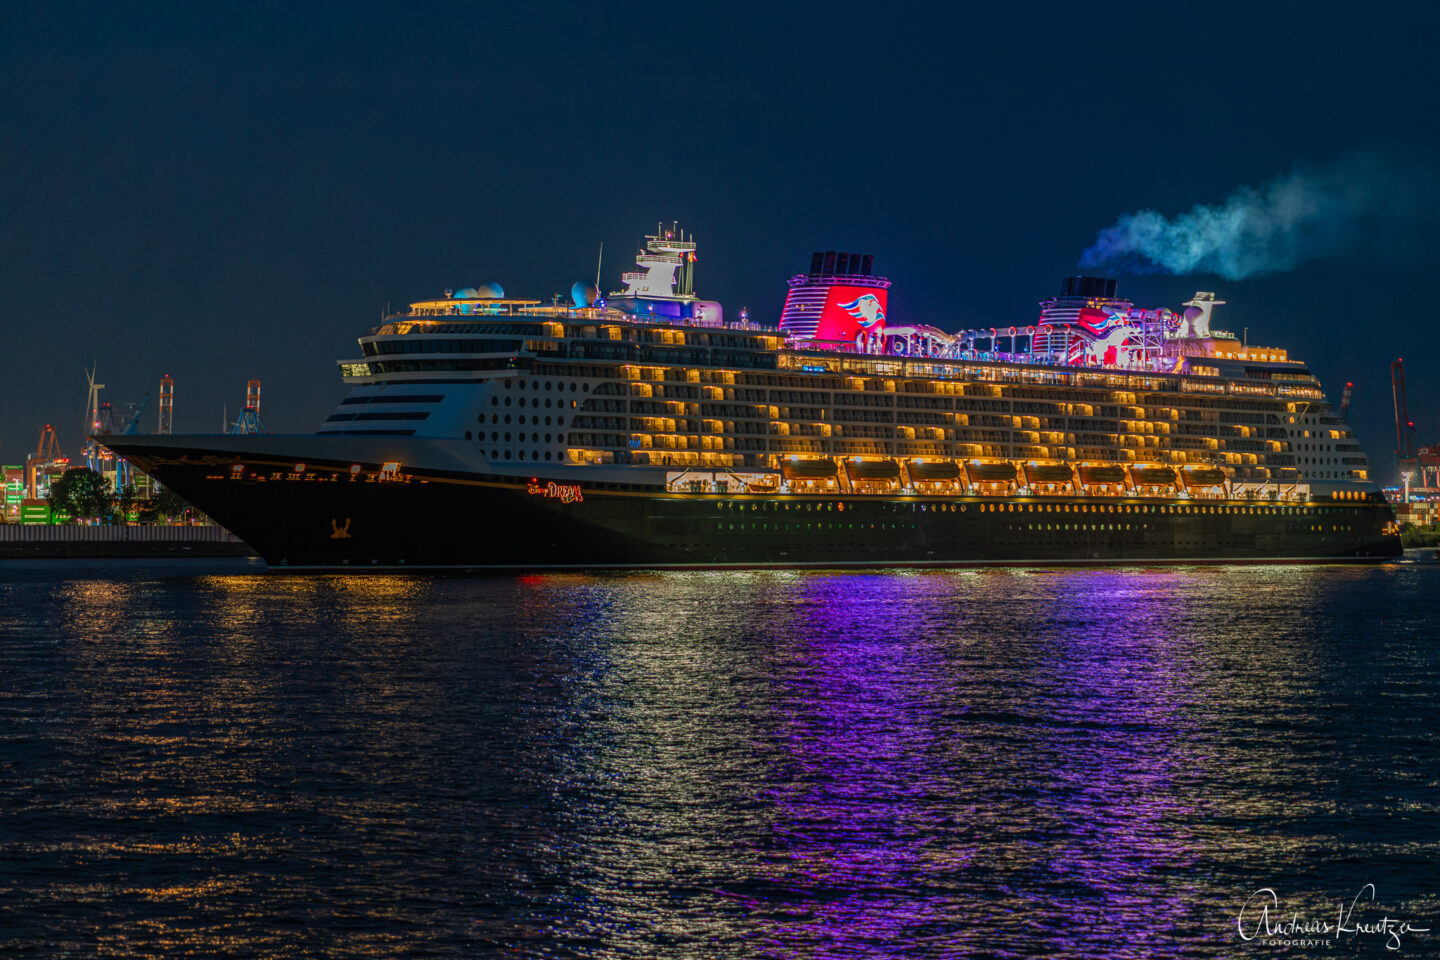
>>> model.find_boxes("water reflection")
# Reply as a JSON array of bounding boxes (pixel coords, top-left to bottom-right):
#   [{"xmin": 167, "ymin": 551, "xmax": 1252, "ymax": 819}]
[{"xmin": 0, "ymin": 560, "xmax": 1437, "ymax": 957}]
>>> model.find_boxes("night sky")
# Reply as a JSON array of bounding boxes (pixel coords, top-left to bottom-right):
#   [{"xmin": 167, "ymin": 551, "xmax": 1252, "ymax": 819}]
[{"xmin": 3, "ymin": 2, "xmax": 1437, "ymax": 480}]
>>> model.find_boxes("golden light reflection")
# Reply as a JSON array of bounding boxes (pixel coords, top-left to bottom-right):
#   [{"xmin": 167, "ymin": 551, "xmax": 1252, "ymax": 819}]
[{"xmin": 7, "ymin": 562, "xmax": 1436, "ymax": 956}]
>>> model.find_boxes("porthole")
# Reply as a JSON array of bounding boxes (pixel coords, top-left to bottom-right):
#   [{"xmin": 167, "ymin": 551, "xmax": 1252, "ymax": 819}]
[
  {"xmin": 491, "ymin": 450, "xmax": 498, "ymax": 458},
  {"xmin": 545, "ymin": 416, "xmax": 552, "ymax": 426},
  {"xmin": 504, "ymin": 432, "xmax": 511, "ymax": 441},
  {"xmin": 519, "ymin": 415, "xmax": 526, "ymax": 424},
  {"xmin": 532, "ymin": 450, "xmax": 539, "ymax": 460},
  {"xmin": 504, "ymin": 415, "xmax": 511, "ymax": 424},
  {"xmin": 504, "ymin": 379, "xmax": 513, "ymax": 388},
  {"xmin": 545, "ymin": 434, "xmax": 552, "ymax": 442},
  {"xmin": 504, "ymin": 397, "xmax": 512, "ymax": 406},
  {"xmin": 491, "ymin": 414, "xmax": 498, "ymax": 423},
  {"xmin": 557, "ymin": 417, "xmax": 564, "ymax": 425},
  {"xmin": 465, "ymin": 430, "xmax": 471, "ymax": 439},
  {"xmin": 519, "ymin": 451, "xmax": 526, "ymax": 460},
  {"xmin": 545, "ymin": 451, "xmax": 552, "ymax": 460},
  {"xmin": 490, "ymin": 397, "xmax": 498, "ymax": 406},
  {"xmin": 518, "ymin": 379, "xmax": 527, "ymax": 389},
  {"xmin": 519, "ymin": 397, "xmax": 526, "ymax": 407}
]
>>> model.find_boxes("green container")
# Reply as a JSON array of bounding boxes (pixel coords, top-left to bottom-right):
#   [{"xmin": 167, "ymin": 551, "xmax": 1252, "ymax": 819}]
[{"xmin": 20, "ymin": 504, "xmax": 52, "ymax": 524}]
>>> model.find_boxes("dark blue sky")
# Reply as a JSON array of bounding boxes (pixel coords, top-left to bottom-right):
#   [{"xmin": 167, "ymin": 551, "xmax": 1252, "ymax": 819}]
[{"xmin": 3, "ymin": 2, "xmax": 1437, "ymax": 478}]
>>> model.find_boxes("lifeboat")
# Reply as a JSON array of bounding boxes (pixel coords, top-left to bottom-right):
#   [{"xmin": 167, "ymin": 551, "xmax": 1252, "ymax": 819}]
[
  {"xmin": 1079, "ymin": 464, "xmax": 1128, "ymax": 486},
  {"xmin": 965, "ymin": 460, "xmax": 1018, "ymax": 483},
  {"xmin": 1023, "ymin": 463, "xmax": 1076, "ymax": 485},
  {"xmin": 845, "ymin": 458, "xmax": 901, "ymax": 481},
  {"xmin": 906, "ymin": 459, "xmax": 961, "ymax": 482},
  {"xmin": 1131, "ymin": 465, "xmax": 1178, "ymax": 486},
  {"xmin": 780, "ymin": 458, "xmax": 837, "ymax": 480},
  {"xmin": 1183, "ymin": 467, "xmax": 1228, "ymax": 487}
]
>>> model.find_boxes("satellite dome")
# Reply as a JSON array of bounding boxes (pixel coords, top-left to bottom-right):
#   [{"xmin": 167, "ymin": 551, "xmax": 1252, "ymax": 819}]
[
  {"xmin": 571, "ymin": 280, "xmax": 599, "ymax": 308},
  {"xmin": 453, "ymin": 286, "xmax": 479, "ymax": 299},
  {"xmin": 475, "ymin": 281, "xmax": 504, "ymax": 299}
]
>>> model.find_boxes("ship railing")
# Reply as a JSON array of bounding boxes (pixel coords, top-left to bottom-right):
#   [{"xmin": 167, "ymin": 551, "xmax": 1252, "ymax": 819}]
[
  {"xmin": 777, "ymin": 351, "xmax": 1196, "ymax": 394},
  {"xmin": 658, "ymin": 459, "xmax": 1319, "ymax": 503}
]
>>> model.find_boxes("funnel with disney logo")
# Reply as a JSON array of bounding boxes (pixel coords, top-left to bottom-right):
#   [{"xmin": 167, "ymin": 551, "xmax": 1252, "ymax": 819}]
[{"xmin": 813, "ymin": 286, "xmax": 890, "ymax": 344}]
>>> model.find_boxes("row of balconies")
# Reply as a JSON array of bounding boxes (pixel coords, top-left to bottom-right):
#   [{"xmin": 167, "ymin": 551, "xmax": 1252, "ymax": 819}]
[{"xmin": 584, "ymin": 413, "xmax": 1299, "ymax": 460}]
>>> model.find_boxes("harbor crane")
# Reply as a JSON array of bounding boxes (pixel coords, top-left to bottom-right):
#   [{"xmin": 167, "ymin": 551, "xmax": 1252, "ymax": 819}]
[
  {"xmin": 122, "ymin": 393, "xmax": 150, "ymax": 435},
  {"xmin": 36, "ymin": 424, "xmax": 61, "ymax": 460},
  {"xmin": 158, "ymin": 375, "xmax": 174, "ymax": 434},
  {"xmin": 230, "ymin": 379, "xmax": 266, "ymax": 434},
  {"xmin": 1392, "ymin": 358, "xmax": 1439, "ymax": 489},
  {"xmin": 1392, "ymin": 359, "xmax": 1418, "ymax": 472}
]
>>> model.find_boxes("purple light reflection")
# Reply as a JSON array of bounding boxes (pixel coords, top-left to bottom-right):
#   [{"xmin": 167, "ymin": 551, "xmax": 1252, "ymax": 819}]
[
  {"xmin": 734, "ymin": 569, "xmax": 1217, "ymax": 957},
  {"xmin": 738, "ymin": 573, "xmax": 978, "ymax": 955}
]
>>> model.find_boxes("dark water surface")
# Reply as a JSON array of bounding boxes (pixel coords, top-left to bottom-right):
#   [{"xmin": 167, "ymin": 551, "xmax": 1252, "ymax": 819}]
[{"xmin": 1, "ymin": 558, "xmax": 1437, "ymax": 958}]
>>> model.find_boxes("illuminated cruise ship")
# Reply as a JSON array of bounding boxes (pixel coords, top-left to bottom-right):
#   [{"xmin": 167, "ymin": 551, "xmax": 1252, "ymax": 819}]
[{"xmin": 103, "ymin": 223, "xmax": 1400, "ymax": 570}]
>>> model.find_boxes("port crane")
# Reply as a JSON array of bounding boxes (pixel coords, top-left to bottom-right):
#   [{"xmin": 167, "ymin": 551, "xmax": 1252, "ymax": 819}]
[
  {"xmin": 1392, "ymin": 359, "xmax": 1418, "ymax": 471},
  {"xmin": 1393, "ymin": 358, "xmax": 1439, "ymax": 490},
  {"xmin": 36, "ymin": 424, "xmax": 61, "ymax": 461},
  {"xmin": 230, "ymin": 379, "xmax": 266, "ymax": 434},
  {"xmin": 122, "ymin": 393, "xmax": 150, "ymax": 434},
  {"xmin": 24, "ymin": 425, "xmax": 68, "ymax": 501}
]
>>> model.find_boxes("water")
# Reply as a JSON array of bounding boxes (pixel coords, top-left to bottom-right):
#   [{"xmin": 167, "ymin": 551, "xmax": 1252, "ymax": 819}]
[{"xmin": 1, "ymin": 558, "xmax": 1437, "ymax": 958}]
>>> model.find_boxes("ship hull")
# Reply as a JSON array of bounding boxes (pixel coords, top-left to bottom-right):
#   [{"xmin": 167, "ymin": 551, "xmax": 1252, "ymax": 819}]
[{"xmin": 105, "ymin": 439, "xmax": 1402, "ymax": 572}]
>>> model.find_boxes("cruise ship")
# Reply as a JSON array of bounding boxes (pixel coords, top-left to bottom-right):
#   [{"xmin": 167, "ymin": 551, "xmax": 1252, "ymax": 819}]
[{"xmin": 101, "ymin": 224, "xmax": 1401, "ymax": 570}]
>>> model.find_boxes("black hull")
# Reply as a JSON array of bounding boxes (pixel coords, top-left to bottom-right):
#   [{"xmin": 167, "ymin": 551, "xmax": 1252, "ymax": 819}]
[{"xmin": 115, "ymin": 444, "xmax": 1402, "ymax": 572}]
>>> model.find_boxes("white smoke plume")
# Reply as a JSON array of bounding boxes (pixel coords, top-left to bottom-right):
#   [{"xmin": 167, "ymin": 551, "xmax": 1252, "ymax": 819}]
[{"xmin": 1079, "ymin": 150, "xmax": 1438, "ymax": 280}]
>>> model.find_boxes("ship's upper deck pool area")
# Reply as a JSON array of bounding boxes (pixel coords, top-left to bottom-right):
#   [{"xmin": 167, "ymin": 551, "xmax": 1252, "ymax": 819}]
[{"xmin": 358, "ymin": 302, "xmax": 1325, "ymax": 401}]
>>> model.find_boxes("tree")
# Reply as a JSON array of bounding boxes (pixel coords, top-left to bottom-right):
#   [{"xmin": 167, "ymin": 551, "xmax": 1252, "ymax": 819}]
[
  {"xmin": 152, "ymin": 486, "xmax": 193, "ymax": 522},
  {"xmin": 48, "ymin": 468, "xmax": 112, "ymax": 522},
  {"xmin": 114, "ymin": 484, "xmax": 138, "ymax": 523}
]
